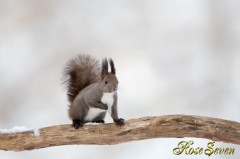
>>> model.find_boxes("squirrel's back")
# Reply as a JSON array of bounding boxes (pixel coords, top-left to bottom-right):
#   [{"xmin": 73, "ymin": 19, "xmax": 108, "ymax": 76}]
[{"xmin": 63, "ymin": 54, "xmax": 100, "ymax": 103}]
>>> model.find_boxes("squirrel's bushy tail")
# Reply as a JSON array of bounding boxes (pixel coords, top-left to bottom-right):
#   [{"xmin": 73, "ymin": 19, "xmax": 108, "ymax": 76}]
[{"xmin": 63, "ymin": 54, "xmax": 100, "ymax": 103}]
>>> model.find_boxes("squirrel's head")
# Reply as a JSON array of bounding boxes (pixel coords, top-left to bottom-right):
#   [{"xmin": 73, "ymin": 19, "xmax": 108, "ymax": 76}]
[{"xmin": 100, "ymin": 58, "xmax": 118, "ymax": 93}]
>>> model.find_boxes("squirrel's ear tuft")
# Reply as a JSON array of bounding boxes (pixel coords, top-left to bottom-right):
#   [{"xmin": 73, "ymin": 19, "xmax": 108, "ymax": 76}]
[
  {"xmin": 109, "ymin": 58, "xmax": 116, "ymax": 75},
  {"xmin": 102, "ymin": 58, "xmax": 108, "ymax": 78}
]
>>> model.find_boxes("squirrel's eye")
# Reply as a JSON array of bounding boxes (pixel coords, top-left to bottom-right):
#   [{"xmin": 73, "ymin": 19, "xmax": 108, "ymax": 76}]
[{"xmin": 105, "ymin": 81, "xmax": 108, "ymax": 84}]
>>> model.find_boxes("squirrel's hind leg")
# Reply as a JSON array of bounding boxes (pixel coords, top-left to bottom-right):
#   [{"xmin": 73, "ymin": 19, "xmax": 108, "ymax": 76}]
[
  {"xmin": 69, "ymin": 99, "xmax": 88, "ymax": 129},
  {"xmin": 94, "ymin": 120, "xmax": 105, "ymax": 124},
  {"xmin": 72, "ymin": 119, "xmax": 85, "ymax": 129},
  {"xmin": 92, "ymin": 112, "xmax": 106, "ymax": 124}
]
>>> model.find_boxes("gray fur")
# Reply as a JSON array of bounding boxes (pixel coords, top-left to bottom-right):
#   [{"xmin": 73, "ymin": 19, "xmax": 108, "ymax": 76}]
[
  {"xmin": 92, "ymin": 112, "xmax": 107, "ymax": 122},
  {"xmin": 65, "ymin": 55, "xmax": 124, "ymax": 128},
  {"xmin": 69, "ymin": 83, "xmax": 107, "ymax": 120},
  {"xmin": 109, "ymin": 93, "xmax": 118, "ymax": 120}
]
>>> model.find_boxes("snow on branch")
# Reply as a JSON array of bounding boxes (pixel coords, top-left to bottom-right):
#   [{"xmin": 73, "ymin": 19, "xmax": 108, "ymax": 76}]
[{"xmin": 0, "ymin": 115, "xmax": 240, "ymax": 151}]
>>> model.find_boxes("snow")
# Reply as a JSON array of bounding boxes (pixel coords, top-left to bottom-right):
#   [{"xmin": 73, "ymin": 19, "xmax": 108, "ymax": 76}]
[
  {"xmin": 0, "ymin": 126, "xmax": 40, "ymax": 136},
  {"xmin": 33, "ymin": 128, "xmax": 40, "ymax": 136}
]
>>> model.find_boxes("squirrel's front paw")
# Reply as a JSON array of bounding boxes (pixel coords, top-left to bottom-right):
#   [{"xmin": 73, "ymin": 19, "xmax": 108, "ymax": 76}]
[
  {"xmin": 114, "ymin": 118, "xmax": 125, "ymax": 126},
  {"xmin": 102, "ymin": 103, "xmax": 108, "ymax": 110},
  {"xmin": 72, "ymin": 119, "xmax": 85, "ymax": 129}
]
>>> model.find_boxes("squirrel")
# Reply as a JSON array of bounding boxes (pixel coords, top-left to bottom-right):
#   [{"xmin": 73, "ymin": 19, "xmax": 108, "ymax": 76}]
[{"xmin": 63, "ymin": 54, "xmax": 124, "ymax": 129}]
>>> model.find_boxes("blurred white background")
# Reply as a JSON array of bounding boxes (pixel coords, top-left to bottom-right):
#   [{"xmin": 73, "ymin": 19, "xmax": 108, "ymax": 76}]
[{"xmin": 0, "ymin": 0, "xmax": 240, "ymax": 159}]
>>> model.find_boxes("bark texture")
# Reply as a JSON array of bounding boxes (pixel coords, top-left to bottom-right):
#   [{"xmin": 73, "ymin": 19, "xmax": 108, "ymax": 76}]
[{"xmin": 0, "ymin": 115, "xmax": 240, "ymax": 151}]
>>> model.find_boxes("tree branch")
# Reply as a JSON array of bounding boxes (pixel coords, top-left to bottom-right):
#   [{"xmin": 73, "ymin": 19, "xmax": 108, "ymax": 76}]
[{"xmin": 0, "ymin": 115, "xmax": 240, "ymax": 151}]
